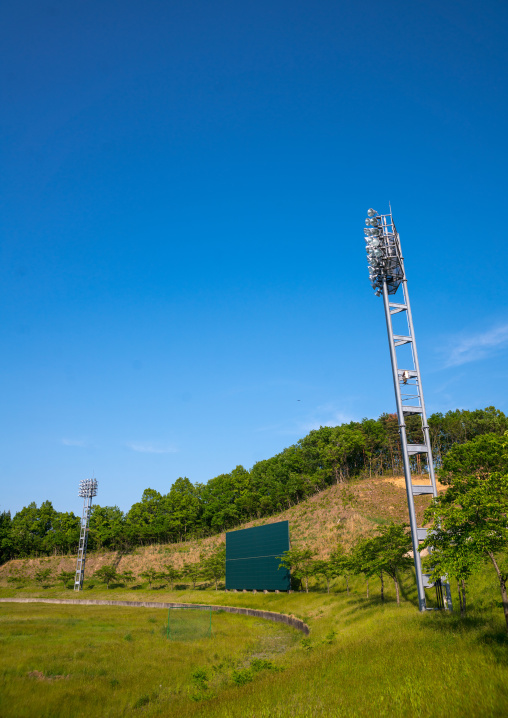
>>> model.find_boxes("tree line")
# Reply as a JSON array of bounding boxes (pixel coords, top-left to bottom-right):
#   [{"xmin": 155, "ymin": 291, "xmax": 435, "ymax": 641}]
[
  {"xmin": 1, "ymin": 406, "xmax": 506, "ymax": 563},
  {"xmin": 6, "ymin": 543, "xmax": 227, "ymax": 592},
  {"xmin": 5, "ymin": 430, "xmax": 508, "ymax": 630},
  {"xmin": 279, "ymin": 522, "xmax": 413, "ymax": 606}
]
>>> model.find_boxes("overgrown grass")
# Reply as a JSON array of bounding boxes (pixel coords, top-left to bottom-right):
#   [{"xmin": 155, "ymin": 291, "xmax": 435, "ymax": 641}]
[
  {"xmin": 0, "ymin": 602, "xmax": 298, "ymax": 717},
  {"xmin": 1, "ymin": 567, "xmax": 507, "ymax": 716}
]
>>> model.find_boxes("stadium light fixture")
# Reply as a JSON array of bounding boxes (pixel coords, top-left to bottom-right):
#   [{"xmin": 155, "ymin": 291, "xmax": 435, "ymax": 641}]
[
  {"xmin": 362, "ymin": 207, "xmax": 452, "ymax": 612},
  {"xmin": 74, "ymin": 478, "xmax": 98, "ymax": 591}
]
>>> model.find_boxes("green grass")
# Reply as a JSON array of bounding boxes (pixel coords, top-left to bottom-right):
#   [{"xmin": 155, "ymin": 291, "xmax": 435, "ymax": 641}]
[
  {"xmin": 0, "ymin": 602, "xmax": 298, "ymax": 717},
  {"xmin": 1, "ymin": 568, "xmax": 508, "ymax": 717}
]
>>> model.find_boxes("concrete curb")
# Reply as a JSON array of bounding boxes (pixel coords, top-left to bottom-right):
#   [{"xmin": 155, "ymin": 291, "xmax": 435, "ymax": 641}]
[{"xmin": 0, "ymin": 597, "xmax": 310, "ymax": 635}]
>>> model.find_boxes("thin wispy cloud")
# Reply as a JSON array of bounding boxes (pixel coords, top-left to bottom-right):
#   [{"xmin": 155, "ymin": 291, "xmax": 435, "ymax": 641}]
[
  {"xmin": 126, "ymin": 442, "xmax": 178, "ymax": 454},
  {"xmin": 257, "ymin": 405, "xmax": 355, "ymax": 436},
  {"xmin": 61, "ymin": 438, "xmax": 88, "ymax": 447},
  {"xmin": 298, "ymin": 405, "xmax": 355, "ymax": 434},
  {"xmin": 445, "ymin": 323, "xmax": 508, "ymax": 367}
]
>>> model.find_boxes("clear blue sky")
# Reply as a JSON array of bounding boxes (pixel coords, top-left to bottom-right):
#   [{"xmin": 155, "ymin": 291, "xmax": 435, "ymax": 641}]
[{"xmin": 1, "ymin": 1, "xmax": 507, "ymax": 515}]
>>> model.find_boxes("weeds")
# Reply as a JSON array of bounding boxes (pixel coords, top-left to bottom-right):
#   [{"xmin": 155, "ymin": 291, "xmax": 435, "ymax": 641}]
[
  {"xmin": 2, "ymin": 564, "xmax": 508, "ymax": 717},
  {"xmin": 231, "ymin": 668, "xmax": 253, "ymax": 685}
]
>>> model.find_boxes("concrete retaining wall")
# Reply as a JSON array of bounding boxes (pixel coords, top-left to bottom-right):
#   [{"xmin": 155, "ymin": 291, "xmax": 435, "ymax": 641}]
[{"xmin": 0, "ymin": 597, "xmax": 310, "ymax": 635}]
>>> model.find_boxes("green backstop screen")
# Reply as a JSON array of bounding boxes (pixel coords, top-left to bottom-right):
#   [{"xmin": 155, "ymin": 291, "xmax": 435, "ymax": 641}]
[{"xmin": 226, "ymin": 521, "xmax": 290, "ymax": 591}]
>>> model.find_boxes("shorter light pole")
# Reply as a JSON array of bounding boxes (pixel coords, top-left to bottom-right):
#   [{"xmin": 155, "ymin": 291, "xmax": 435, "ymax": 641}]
[{"xmin": 74, "ymin": 478, "xmax": 98, "ymax": 591}]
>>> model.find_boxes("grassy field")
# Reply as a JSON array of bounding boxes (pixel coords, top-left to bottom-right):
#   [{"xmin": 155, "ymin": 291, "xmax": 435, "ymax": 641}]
[{"xmin": 1, "ymin": 567, "xmax": 508, "ymax": 717}]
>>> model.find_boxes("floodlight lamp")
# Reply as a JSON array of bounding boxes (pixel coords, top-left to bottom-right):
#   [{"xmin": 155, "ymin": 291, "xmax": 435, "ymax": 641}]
[
  {"xmin": 367, "ymin": 208, "xmax": 377, "ymax": 217},
  {"xmin": 78, "ymin": 477, "xmax": 98, "ymax": 498}
]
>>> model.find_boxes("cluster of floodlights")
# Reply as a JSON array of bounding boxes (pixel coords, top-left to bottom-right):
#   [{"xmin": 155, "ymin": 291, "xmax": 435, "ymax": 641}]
[
  {"xmin": 364, "ymin": 208, "xmax": 385, "ymax": 296},
  {"xmin": 78, "ymin": 478, "xmax": 98, "ymax": 498},
  {"xmin": 363, "ymin": 208, "xmax": 403, "ymax": 296}
]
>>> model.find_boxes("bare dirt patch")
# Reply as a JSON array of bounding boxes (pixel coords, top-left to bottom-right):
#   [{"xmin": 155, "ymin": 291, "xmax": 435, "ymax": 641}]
[{"xmin": 27, "ymin": 670, "xmax": 69, "ymax": 682}]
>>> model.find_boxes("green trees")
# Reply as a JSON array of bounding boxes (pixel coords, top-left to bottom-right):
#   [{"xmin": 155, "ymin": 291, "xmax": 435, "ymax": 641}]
[
  {"xmin": 120, "ymin": 570, "xmax": 136, "ymax": 586},
  {"xmin": 182, "ymin": 562, "xmax": 202, "ymax": 590},
  {"xmin": 167, "ymin": 478, "xmax": 201, "ymax": 540},
  {"xmin": 88, "ymin": 505, "xmax": 125, "ymax": 551},
  {"xmin": 279, "ymin": 547, "xmax": 316, "ymax": 592},
  {"xmin": 311, "ymin": 546, "xmax": 353, "ymax": 595},
  {"xmin": 327, "ymin": 425, "xmax": 367, "ymax": 483},
  {"xmin": 349, "ymin": 525, "xmax": 412, "ymax": 604},
  {"xmin": 352, "ymin": 536, "xmax": 385, "ymax": 600},
  {"xmin": 34, "ymin": 567, "xmax": 53, "ymax": 586},
  {"xmin": 5, "ymin": 502, "xmax": 79, "ymax": 559},
  {"xmin": 1, "ymin": 405, "xmax": 507, "ymax": 561},
  {"xmin": 374, "ymin": 523, "xmax": 413, "ymax": 605},
  {"xmin": 93, "ymin": 565, "xmax": 120, "ymax": 589},
  {"xmin": 162, "ymin": 564, "xmax": 180, "ymax": 590},
  {"xmin": 0, "ymin": 511, "xmax": 13, "ymax": 564},
  {"xmin": 125, "ymin": 489, "xmax": 168, "ymax": 546},
  {"xmin": 279, "ymin": 534, "xmax": 411, "ymax": 600},
  {"xmin": 312, "ymin": 559, "xmax": 336, "ymax": 594},
  {"xmin": 139, "ymin": 567, "xmax": 159, "ymax": 588},
  {"xmin": 421, "ymin": 433, "xmax": 508, "ymax": 631},
  {"xmin": 57, "ymin": 570, "xmax": 75, "ymax": 588},
  {"xmin": 330, "ymin": 545, "xmax": 352, "ymax": 595},
  {"xmin": 49, "ymin": 512, "xmax": 80, "ymax": 555},
  {"xmin": 10, "ymin": 501, "xmax": 55, "ymax": 557},
  {"xmin": 201, "ymin": 544, "xmax": 226, "ymax": 590},
  {"xmin": 439, "ymin": 433, "xmax": 508, "ymax": 483}
]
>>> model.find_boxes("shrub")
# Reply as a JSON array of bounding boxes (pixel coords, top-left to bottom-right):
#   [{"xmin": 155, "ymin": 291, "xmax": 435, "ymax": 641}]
[{"xmin": 232, "ymin": 668, "xmax": 253, "ymax": 685}]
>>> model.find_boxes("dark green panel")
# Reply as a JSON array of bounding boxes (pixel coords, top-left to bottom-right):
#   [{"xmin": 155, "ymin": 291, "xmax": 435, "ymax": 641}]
[{"xmin": 226, "ymin": 521, "xmax": 290, "ymax": 591}]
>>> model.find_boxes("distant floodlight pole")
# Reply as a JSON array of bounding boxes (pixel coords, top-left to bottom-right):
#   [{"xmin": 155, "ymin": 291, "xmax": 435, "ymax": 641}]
[
  {"xmin": 363, "ymin": 208, "xmax": 452, "ymax": 612},
  {"xmin": 74, "ymin": 478, "xmax": 98, "ymax": 591}
]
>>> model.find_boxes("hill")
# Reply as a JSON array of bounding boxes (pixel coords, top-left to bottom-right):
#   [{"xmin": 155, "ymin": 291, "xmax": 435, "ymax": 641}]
[{"xmin": 0, "ymin": 473, "xmax": 446, "ymax": 586}]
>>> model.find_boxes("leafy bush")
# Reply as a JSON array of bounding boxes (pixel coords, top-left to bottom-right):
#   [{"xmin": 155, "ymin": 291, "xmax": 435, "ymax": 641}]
[{"xmin": 232, "ymin": 668, "xmax": 253, "ymax": 685}]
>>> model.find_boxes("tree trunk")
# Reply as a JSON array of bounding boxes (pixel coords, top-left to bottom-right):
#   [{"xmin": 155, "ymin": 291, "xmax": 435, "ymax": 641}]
[
  {"xmin": 461, "ymin": 579, "xmax": 467, "ymax": 617},
  {"xmin": 394, "ymin": 576, "xmax": 400, "ymax": 605},
  {"xmin": 305, "ymin": 576, "xmax": 309, "ymax": 593},
  {"xmin": 487, "ymin": 552, "xmax": 508, "ymax": 634},
  {"xmin": 457, "ymin": 581, "xmax": 464, "ymax": 617},
  {"xmin": 326, "ymin": 577, "xmax": 330, "ymax": 594},
  {"xmin": 380, "ymin": 571, "xmax": 384, "ymax": 602}
]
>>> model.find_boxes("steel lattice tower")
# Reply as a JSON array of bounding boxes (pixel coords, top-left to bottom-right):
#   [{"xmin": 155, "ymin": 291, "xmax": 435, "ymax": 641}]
[
  {"xmin": 363, "ymin": 208, "xmax": 452, "ymax": 612},
  {"xmin": 74, "ymin": 478, "xmax": 98, "ymax": 591}
]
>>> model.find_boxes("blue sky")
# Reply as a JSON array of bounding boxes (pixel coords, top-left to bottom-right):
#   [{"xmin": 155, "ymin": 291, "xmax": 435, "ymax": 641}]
[{"xmin": 1, "ymin": 0, "xmax": 507, "ymax": 515}]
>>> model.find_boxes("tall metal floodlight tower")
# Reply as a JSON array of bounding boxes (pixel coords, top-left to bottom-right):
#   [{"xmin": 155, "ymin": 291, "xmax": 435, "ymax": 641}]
[
  {"xmin": 74, "ymin": 478, "xmax": 98, "ymax": 591},
  {"xmin": 363, "ymin": 208, "xmax": 451, "ymax": 612}
]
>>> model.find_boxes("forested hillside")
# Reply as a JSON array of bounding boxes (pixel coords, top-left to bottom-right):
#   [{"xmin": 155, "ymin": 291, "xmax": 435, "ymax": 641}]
[{"xmin": 1, "ymin": 406, "xmax": 506, "ymax": 563}]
